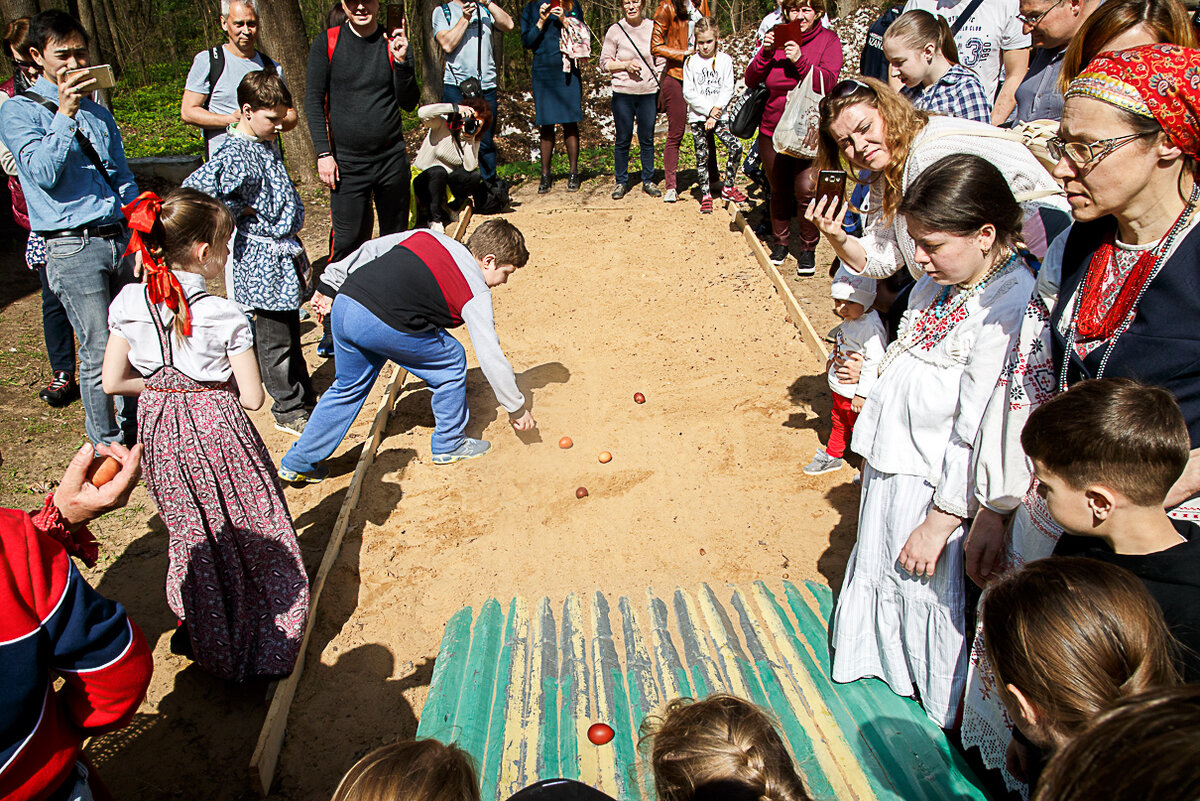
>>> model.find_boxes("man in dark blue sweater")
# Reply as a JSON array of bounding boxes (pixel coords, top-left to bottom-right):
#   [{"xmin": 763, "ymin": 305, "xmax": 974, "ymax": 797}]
[{"xmin": 305, "ymin": 0, "xmax": 419, "ymax": 266}]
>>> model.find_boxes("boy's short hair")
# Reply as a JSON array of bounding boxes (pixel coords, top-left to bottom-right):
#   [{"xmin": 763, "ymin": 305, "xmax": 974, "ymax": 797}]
[
  {"xmin": 237, "ymin": 70, "xmax": 292, "ymax": 111},
  {"xmin": 467, "ymin": 219, "xmax": 529, "ymax": 268},
  {"xmin": 1021, "ymin": 378, "xmax": 1190, "ymax": 507},
  {"xmin": 28, "ymin": 10, "xmax": 88, "ymax": 53}
]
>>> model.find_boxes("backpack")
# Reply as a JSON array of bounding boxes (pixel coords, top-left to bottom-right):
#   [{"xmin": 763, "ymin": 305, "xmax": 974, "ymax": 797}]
[
  {"xmin": 202, "ymin": 44, "xmax": 277, "ymax": 110},
  {"xmin": 474, "ymin": 176, "xmax": 511, "ymax": 214},
  {"xmin": 858, "ymin": 3, "xmax": 903, "ymax": 83}
]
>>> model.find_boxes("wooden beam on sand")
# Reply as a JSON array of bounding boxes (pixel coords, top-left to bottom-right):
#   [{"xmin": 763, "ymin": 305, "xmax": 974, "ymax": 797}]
[
  {"xmin": 250, "ymin": 362, "xmax": 408, "ymax": 795},
  {"xmin": 728, "ymin": 203, "xmax": 828, "ymax": 363},
  {"xmin": 452, "ymin": 202, "xmax": 474, "ymax": 241}
]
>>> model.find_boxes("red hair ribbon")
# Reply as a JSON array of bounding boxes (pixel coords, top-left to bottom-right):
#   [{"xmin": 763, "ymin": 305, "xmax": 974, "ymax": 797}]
[{"xmin": 123, "ymin": 191, "xmax": 192, "ymax": 336}]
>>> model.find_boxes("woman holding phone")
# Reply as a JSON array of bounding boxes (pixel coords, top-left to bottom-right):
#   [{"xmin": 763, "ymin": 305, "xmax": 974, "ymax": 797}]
[
  {"xmin": 745, "ymin": 0, "xmax": 842, "ymax": 277},
  {"xmin": 521, "ymin": 0, "xmax": 585, "ymax": 193},
  {"xmin": 651, "ymin": 0, "xmax": 709, "ymax": 202},
  {"xmin": 601, "ymin": 0, "xmax": 663, "ymax": 198}
]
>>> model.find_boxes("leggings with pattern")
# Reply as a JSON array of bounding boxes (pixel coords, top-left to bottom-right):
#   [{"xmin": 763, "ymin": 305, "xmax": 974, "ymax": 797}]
[{"xmin": 689, "ymin": 119, "xmax": 743, "ymax": 193}]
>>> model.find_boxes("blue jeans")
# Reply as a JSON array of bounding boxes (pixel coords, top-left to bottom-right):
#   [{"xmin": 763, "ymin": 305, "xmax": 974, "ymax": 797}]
[
  {"xmin": 46, "ymin": 760, "xmax": 95, "ymax": 801},
  {"xmin": 281, "ymin": 295, "xmax": 469, "ymax": 473},
  {"xmin": 443, "ymin": 84, "xmax": 499, "ymax": 183},
  {"xmin": 44, "ymin": 230, "xmax": 137, "ymax": 445},
  {"xmin": 612, "ymin": 91, "xmax": 656, "ymax": 185}
]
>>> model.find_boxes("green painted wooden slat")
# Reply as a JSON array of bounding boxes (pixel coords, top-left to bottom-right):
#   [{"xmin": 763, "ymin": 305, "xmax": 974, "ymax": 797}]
[
  {"xmin": 619, "ymin": 596, "xmax": 662, "ymax": 801},
  {"xmin": 417, "ymin": 606, "xmax": 475, "ymax": 741},
  {"xmin": 648, "ymin": 593, "xmax": 692, "ymax": 701},
  {"xmin": 453, "ymin": 599, "xmax": 505, "ymax": 758},
  {"xmin": 593, "ymin": 592, "xmax": 642, "ymax": 801},
  {"xmin": 753, "ymin": 580, "xmax": 904, "ymax": 798},
  {"xmin": 673, "ymin": 589, "xmax": 723, "ymax": 696},
  {"xmin": 536, "ymin": 597, "xmax": 561, "ymax": 780},
  {"xmin": 729, "ymin": 587, "xmax": 838, "ymax": 801},
  {"xmin": 559, "ymin": 594, "xmax": 589, "ymax": 782},
  {"xmin": 480, "ymin": 599, "xmax": 520, "ymax": 798},
  {"xmin": 698, "ymin": 584, "xmax": 770, "ymax": 707},
  {"xmin": 784, "ymin": 582, "xmax": 989, "ymax": 801}
]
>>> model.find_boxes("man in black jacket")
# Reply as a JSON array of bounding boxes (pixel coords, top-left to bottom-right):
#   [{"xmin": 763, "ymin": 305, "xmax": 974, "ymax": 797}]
[{"xmin": 306, "ymin": 0, "xmax": 418, "ymax": 268}]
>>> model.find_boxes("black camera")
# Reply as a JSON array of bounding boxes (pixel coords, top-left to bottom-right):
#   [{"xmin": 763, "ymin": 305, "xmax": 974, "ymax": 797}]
[{"xmin": 462, "ymin": 117, "xmax": 481, "ymax": 136}]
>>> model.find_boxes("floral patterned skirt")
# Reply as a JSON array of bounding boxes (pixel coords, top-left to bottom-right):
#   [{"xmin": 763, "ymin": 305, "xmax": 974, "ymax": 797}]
[{"xmin": 140, "ymin": 366, "xmax": 309, "ymax": 681}]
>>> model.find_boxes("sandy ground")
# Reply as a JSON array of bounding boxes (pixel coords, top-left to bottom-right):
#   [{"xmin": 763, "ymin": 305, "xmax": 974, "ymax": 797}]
[
  {"xmin": 266, "ymin": 182, "xmax": 861, "ymax": 799},
  {"xmin": 0, "ymin": 178, "xmax": 860, "ymax": 800}
]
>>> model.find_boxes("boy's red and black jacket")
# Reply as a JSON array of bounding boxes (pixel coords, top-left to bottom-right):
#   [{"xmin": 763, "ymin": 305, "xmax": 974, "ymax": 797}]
[{"xmin": 0, "ymin": 507, "xmax": 153, "ymax": 801}]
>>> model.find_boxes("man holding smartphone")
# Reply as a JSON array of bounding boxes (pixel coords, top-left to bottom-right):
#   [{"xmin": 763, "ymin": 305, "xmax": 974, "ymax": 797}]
[
  {"xmin": 434, "ymin": 0, "xmax": 514, "ymax": 190},
  {"xmin": 181, "ymin": 0, "xmax": 298, "ymax": 158},
  {"xmin": 0, "ymin": 10, "xmax": 139, "ymax": 448}
]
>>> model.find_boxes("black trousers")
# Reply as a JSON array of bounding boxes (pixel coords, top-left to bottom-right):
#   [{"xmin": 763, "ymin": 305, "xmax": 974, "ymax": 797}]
[
  {"xmin": 253, "ymin": 308, "xmax": 316, "ymax": 422},
  {"xmin": 413, "ymin": 166, "xmax": 481, "ymax": 227},
  {"xmin": 328, "ymin": 147, "xmax": 411, "ymax": 263}
]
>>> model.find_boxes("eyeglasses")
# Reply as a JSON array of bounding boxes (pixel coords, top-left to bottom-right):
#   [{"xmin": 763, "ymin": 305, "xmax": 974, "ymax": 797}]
[
  {"xmin": 1015, "ymin": 0, "xmax": 1064, "ymax": 27},
  {"xmin": 1047, "ymin": 131, "xmax": 1154, "ymax": 166}
]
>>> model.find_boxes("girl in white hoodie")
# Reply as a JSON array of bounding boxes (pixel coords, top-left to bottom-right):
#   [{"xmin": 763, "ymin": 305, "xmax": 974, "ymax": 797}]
[{"xmin": 682, "ymin": 18, "xmax": 745, "ymax": 213}]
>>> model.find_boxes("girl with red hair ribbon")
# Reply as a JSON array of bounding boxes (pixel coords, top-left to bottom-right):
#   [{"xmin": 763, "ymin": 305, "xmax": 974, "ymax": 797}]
[{"xmin": 102, "ymin": 187, "xmax": 309, "ymax": 682}]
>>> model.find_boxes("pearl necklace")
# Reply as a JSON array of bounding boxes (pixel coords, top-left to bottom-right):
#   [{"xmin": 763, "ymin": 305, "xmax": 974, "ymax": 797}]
[
  {"xmin": 877, "ymin": 250, "xmax": 1019, "ymax": 376},
  {"xmin": 1058, "ymin": 183, "xmax": 1200, "ymax": 392}
]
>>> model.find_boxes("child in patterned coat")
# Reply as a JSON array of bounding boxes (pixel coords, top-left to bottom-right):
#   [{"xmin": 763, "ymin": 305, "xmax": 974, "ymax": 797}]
[{"xmin": 184, "ymin": 70, "xmax": 316, "ymax": 437}]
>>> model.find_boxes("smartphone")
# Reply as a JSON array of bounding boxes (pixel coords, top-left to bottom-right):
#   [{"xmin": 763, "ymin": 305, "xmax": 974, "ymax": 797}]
[
  {"xmin": 65, "ymin": 64, "xmax": 116, "ymax": 90},
  {"xmin": 549, "ymin": 0, "xmax": 562, "ymax": 9},
  {"xmin": 817, "ymin": 169, "xmax": 847, "ymax": 208},
  {"xmin": 385, "ymin": 3, "xmax": 405, "ymax": 32}
]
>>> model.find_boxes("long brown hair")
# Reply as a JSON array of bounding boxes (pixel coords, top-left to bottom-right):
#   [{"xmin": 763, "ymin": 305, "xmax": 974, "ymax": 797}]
[
  {"xmin": 3, "ymin": 17, "xmax": 32, "ymax": 62},
  {"xmin": 644, "ymin": 695, "xmax": 812, "ymax": 801},
  {"xmin": 1034, "ymin": 686, "xmax": 1200, "ymax": 801},
  {"xmin": 330, "ymin": 740, "xmax": 480, "ymax": 801},
  {"xmin": 148, "ymin": 188, "xmax": 235, "ymax": 340},
  {"xmin": 897, "ymin": 154, "xmax": 1024, "ymax": 249},
  {"xmin": 1057, "ymin": 0, "xmax": 1197, "ymax": 94},
  {"xmin": 815, "ymin": 77, "xmax": 930, "ymax": 224},
  {"xmin": 981, "ymin": 558, "xmax": 1180, "ymax": 746},
  {"xmin": 883, "ymin": 10, "xmax": 959, "ymax": 64}
]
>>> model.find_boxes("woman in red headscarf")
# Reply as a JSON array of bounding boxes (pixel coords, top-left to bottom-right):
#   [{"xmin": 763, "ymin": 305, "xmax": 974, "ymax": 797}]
[
  {"xmin": 961, "ymin": 43, "xmax": 1200, "ymax": 790},
  {"xmin": 101, "ymin": 187, "xmax": 309, "ymax": 682}
]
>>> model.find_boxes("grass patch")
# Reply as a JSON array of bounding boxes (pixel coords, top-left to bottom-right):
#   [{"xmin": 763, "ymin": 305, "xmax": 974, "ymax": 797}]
[{"xmin": 113, "ymin": 64, "xmax": 204, "ymax": 158}]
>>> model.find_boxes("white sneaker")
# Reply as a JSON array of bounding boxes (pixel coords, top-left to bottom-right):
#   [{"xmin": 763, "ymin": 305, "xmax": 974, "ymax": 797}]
[
  {"xmin": 429, "ymin": 221, "xmax": 445, "ymax": 233},
  {"xmin": 663, "ymin": 188, "xmax": 678, "ymax": 203},
  {"xmin": 803, "ymin": 449, "xmax": 844, "ymax": 475}
]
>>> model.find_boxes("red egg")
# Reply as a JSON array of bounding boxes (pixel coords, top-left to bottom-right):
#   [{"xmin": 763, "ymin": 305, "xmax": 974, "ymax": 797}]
[
  {"xmin": 559, "ymin": 436, "xmax": 573, "ymax": 449},
  {"xmin": 576, "ymin": 487, "xmax": 588, "ymax": 498},
  {"xmin": 85, "ymin": 455, "xmax": 121, "ymax": 487},
  {"xmin": 588, "ymin": 722, "xmax": 614, "ymax": 745},
  {"xmin": 633, "ymin": 393, "xmax": 645, "ymax": 404}
]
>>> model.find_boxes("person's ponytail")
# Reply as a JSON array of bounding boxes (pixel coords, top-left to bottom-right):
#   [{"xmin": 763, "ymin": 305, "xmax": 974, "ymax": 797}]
[{"xmin": 935, "ymin": 15, "xmax": 958, "ymax": 63}]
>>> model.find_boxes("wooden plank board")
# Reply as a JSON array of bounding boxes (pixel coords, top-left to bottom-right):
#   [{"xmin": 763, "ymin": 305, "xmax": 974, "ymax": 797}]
[
  {"xmin": 418, "ymin": 606, "xmax": 476, "ymax": 740},
  {"xmin": 249, "ymin": 362, "xmax": 408, "ymax": 795},
  {"xmin": 480, "ymin": 600, "xmax": 521, "ymax": 797},
  {"xmin": 728, "ymin": 203, "xmax": 828, "ymax": 363},
  {"xmin": 591, "ymin": 592, "xmax": 638, "ymax": 801}
]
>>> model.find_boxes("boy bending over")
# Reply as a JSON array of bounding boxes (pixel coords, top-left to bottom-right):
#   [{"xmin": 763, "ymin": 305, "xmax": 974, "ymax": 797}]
[{"xmin": 278, "ymin": 220, "xmax": 535, "ymax": 482}]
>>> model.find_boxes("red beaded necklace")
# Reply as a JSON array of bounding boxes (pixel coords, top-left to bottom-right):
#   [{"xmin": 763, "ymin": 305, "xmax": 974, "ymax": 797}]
[{"xmin": 1075, "ymin": 202, "xmax": 1193, "ymax": 341}]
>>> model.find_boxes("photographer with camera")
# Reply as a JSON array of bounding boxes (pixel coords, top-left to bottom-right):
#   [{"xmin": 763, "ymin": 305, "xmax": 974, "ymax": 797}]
[{"xmin": 413, "ymin": 92, "xmax": 492, "ymax": 231}]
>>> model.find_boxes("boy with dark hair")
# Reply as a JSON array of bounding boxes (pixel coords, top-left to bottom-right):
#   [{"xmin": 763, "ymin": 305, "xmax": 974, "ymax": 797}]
[
  {"xmin": 184, "ymin": 70, "xmax": 316, "ymax": 436},
  {"xmin": 278, "ymin": 219, "xmax": 536, "ymax": 482},
  {"xmin": 1022, "ymin": 377, "xmax": 1200, "ymax": 680}
]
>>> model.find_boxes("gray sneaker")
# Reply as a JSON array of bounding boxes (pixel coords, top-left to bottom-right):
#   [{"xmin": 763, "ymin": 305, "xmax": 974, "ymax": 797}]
[
  {"xmin": 803, "ymin": 449, "xmax": 844, "ymax": 475},
  {"xmin": 432, "ymin": 437, "xmax": 492, "ymax": 465},
  {"xmin": 642, "ymin": 182, "xmax": 662, "ymax": 197},
  {"xmin": 274, "ymin": 416, "xmax": 309, "ymax": 437}
]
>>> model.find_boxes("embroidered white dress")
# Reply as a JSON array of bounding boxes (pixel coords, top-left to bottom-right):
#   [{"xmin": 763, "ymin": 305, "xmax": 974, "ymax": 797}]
[{"xmin": 831, "ymin": 258, "xmax": 1034, "ymax": 728}]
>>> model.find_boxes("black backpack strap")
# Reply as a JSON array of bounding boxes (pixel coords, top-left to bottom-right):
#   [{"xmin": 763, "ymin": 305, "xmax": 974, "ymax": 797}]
[
  {"xmin": 949, "ymin": 0, "xmax": 987, "ymax": 35},
  {"xmin": 203, "ymin": 45, "xmax": 225, "ymax": 110},
  {"xmin": 21, "ymin": 91, "xmax": 121, "ymax": 195}
]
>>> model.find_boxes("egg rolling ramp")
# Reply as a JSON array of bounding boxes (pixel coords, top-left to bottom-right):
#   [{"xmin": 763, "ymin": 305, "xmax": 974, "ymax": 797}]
[{"xmin": 416, "ymin": 581, "xmax": 989, "ymax": 801}]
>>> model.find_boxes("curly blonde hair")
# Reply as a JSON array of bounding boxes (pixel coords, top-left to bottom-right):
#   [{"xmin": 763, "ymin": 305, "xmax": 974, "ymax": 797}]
[
  {"xmin": 814, "ymin": 76, "xmax": 930, "ymax": 224},
  {"xmin": 644, "ymin": 696, "xmax": 811, "ymax": 801}
]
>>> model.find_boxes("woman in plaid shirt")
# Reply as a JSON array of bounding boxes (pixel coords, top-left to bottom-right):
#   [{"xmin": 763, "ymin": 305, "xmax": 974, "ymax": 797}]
[{"xmin": 883, "ymin": 10, "xmax": 993, "ymax": 124}]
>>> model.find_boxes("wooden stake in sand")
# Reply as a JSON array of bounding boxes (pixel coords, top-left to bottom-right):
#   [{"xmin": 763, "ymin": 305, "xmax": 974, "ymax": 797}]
[
  {"xmin": 728, "ymin": 204, "xmax": 829, "ymax": 362},
  {"xmin": 250, "ymin": 363, "xmax": 408, "ymax": 794}
]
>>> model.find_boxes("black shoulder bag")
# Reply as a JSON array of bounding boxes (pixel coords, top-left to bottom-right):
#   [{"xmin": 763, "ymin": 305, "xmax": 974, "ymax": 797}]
[{"xmin": 22, "ymin": 91, "xmax": 121, "ymax": 195}]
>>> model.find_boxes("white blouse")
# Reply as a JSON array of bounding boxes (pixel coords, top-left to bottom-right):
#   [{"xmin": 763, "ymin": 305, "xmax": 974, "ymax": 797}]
[
  {"xmin": 851, "ymin": 260, "xmax": 1035, "ymax": 519},
  {"xmin": 108, "ymin": 270, "xmax": 254, "ymax": 383},
  {"xmin": 853, "ymin": 116, "xmax": 1069, "ymax": 281}
]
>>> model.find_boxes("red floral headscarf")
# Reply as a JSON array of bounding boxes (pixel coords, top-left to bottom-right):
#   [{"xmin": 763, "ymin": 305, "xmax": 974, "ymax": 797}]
[
  {"xmin": 1066, "ymin": 44, "xmax": 1200, "ymax": 158},
  {"xmin": 122, "ymin": 191, "xmax": 192, "ymax": 336}
]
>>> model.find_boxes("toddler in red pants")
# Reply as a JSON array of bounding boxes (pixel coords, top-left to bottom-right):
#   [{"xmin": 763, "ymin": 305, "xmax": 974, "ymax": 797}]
[{"xmin": 804, "ymin": 267, "xmax": 886, "ymax": 476}]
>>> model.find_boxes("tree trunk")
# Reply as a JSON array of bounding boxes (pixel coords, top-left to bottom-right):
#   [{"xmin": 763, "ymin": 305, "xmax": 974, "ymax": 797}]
[
  {"xmin": 98, "ymin": 0, "xmax": 123, "ymax": 71},
  {"xmin": 256, "ymin": 0, "xmax": 319, "ymax": 185},
  {"xmin": 90, "ymin": 0, "xmax": 118, "ymax": 72},
  {"xmin": 1, "ymin": 0, "xmax": 41, "ymax": 22},
  {"xmin": 412, "ymin": 0, "xmax": 443, "ymax": 102}
]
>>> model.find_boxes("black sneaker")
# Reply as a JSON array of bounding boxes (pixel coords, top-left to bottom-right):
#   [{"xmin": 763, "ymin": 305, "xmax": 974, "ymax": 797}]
[
  {"xmin": 612, "ymin": 183, "xmax": 628, "ymax": 200},
  {"xmin": 39, "ymin": 371, "xmax": 78, "ymax": 407},
  {"xmin": 316, "ymin": 329, "xmax": 334, "ymax": 358},
  {"xmin": 567, "ymin": 173, "xmax": 581, "ymax": 192},
  {"xmin": 642, "ymin": 182, "xmax": 661, "ymax": 197},
  {"xmin": 796, "ymin": 251, "xmax": 816, "ymax": 277},
  {"xmin": 769, "ymin": 244, "xmax": 789, "ymax": 265},
  {"xmin": 538, "ymin": 173, "xmax": 552, "ymax": 194}
]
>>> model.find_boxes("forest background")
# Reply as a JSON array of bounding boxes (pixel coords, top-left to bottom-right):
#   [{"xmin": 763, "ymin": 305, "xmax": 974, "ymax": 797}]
[{"xmin": 0, "ymin": 0, "xmax": 875, "ymax": 185}]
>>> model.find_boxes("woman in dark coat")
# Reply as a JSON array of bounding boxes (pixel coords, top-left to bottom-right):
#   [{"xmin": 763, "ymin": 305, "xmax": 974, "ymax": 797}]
[{"xmin": 521, "ymin": 0, "xmax": 585, "ymax": 193}]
